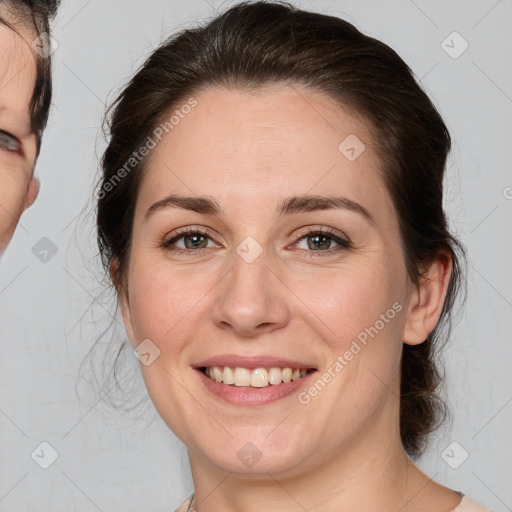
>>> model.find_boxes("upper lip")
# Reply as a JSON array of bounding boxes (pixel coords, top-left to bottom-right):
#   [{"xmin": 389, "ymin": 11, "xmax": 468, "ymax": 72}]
[{"xmin": 193, "ymin": 355, "xmax": 316, "ymax": 370}]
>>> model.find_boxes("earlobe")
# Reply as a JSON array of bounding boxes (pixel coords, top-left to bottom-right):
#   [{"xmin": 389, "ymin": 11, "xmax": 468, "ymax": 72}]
[
  {"xmin": 403, "ymin": 250, "xmax": 452, "ymax": 346},
  {"xmin": 23, "ymin": 177, "xmax": 40, "ymax": 210}
]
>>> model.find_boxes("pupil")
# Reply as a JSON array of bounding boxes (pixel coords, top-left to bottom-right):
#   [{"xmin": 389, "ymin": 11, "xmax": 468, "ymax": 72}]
[
  {"xmin": 185, "ymin": 234, "xmax": 207, "ymax": 249},
  {"xmin": 308, "ymin": 235, "xmax": 330, "ymax": 250}
]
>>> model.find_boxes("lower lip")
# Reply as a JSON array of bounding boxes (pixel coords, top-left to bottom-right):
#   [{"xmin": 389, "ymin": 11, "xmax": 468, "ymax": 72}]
[{"xmin": 195, "ymin": 369, "xmax": 316, "ymax": 406}]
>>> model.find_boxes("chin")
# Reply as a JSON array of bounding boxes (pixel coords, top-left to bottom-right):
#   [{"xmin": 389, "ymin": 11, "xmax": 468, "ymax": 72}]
[{"xmin": 191, "ymin": 428, "xmax": 309, "ymax": 476}]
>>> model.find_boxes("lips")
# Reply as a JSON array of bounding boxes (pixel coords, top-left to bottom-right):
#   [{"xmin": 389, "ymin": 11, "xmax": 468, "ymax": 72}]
[
  {"xmin": 196, "ymin": 368, "xmax": 316, "ymax": 406},
  {"xmin": 192, "ymin": 354, "xmax": 317, "ymax": 405},
  {"xmin": 194, "ymin": 354, "xmax": 315, "ymax": 370}
]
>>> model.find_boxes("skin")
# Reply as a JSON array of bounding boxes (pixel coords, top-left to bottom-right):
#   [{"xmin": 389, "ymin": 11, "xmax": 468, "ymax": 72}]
[
  {"xmin": 0, "ymin": 6, "xmax": 39, "ymax": 253},
  {"xmin": 119, "ymin": 85, "xmax": 459, "ymax": 512}
]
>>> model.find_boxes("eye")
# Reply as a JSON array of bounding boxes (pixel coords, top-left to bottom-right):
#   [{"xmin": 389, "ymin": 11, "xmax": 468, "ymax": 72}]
[
  {"xmin": 162, "ymin": 227, "xmax": 220, "ymax": 253},
  {"xmin": 293, "ymin": 228, "xmax": 351, "ymax": 256},
  {"xmin": 0, "ymin": 130, "xmax": 21, "ymax": 152},
  {"xmin": 161, "ymin": 226, "xmax": 351, "ymax": 257}
]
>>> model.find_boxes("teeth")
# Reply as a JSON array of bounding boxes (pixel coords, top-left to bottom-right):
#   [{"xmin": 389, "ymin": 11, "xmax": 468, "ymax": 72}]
[
  {"xmin": 212, "ymin": 366, "xmax": 223, "ymax": 382},
  {"xmin": 268, "ymin": 367, "xmax": 282, "ymax": 385},
  {"xmin": 282, "ymin": 367, "xmax": 292, "ymax": 383},
  {"xmin": 233, "ymin": 367, "xmax": 251, "ymax": 386},
  {"xmin": 203, "ymin": 366, "xmax": 311, "ymax": 387},
  {"xmin": 222, "ymin": 366, "xmax": 235, "ymax": 385},
  {"xmin": 251, "ymin": 368, "xmax": 268, "ymax": 387}
]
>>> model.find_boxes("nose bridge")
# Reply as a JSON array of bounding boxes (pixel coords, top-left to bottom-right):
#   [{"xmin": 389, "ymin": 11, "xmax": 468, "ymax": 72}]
[{"xmin": 210, "ymin": 242, "xmax": 289, "ymax": 336}]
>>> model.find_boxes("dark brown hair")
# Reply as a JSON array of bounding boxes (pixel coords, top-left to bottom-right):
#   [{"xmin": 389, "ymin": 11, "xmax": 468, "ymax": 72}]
[
  {"xmin": 97, "ymin": 0, "xmax": 465, "ymax": 458},
  {"xmin": 0, "ymin": 0, "xmax": 60, "ymax": 152}
]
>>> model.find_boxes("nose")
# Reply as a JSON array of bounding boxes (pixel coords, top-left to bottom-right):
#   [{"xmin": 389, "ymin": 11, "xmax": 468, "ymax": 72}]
[{"xmin": 210, "ymin": 248, "xmax": 291, "ymax": 338}]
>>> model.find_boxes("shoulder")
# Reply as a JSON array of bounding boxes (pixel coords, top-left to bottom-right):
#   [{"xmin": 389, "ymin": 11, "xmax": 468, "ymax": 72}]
[{"xmin": 452, "ymin": 496, "xmax": 494, "ymax": 512}]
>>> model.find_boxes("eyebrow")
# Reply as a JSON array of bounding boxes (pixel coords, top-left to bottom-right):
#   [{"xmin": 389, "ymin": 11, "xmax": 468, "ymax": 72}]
[{"xmin": 145, "ymin": 194, "xmax": 374, "ymax": 223}]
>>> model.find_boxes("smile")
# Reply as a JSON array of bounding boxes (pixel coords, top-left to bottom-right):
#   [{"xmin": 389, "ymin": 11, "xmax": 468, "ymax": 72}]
[{"xmin": 201, "ymin": 366, "xmax": 313, "ymax": 387}]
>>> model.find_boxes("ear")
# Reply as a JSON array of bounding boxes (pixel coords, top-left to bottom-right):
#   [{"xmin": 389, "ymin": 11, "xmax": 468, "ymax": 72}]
[
  {"xmin": 111, "ymin": 259, "xmax": 136, "ymax": 347},
  {"xmin": 403, "ymin": 249, "xmax": 452, "ymax": 346},
  {"xmin": 23, "ymin": 176, "xmax": 40, "ymax": 210}
]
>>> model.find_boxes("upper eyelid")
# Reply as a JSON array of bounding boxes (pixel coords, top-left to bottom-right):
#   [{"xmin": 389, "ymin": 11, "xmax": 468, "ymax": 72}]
[
  {"xmin": 293, "ymin": 225, "xmax": 347, "ymax": 239},
  {"xmin": 0, "ymin": 129, "xmax": 19, "ymax": 139},
  {"xmin": 0, "ymin": 129, "xmax": 21, "ymax": 151},
  {"xmin": 169, "ymin": 225, "xmax": 217, "ymax": 239}
]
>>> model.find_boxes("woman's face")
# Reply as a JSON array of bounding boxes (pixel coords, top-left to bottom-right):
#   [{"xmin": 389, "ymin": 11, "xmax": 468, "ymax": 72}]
[
  {"xmin": 0, "ymin": 12, "xmax": 38, "ymax": 252},
  {"xmin": 120, "ymin": 85, "xmax": 417, "ymax": 476}
]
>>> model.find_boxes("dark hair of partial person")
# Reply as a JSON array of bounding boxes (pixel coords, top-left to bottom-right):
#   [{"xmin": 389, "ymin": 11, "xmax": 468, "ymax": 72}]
[
  {"xmin": 95, "ymin": 0, "xmax": 466, "ymax": 459},
  {"xmin": 0, "ymin": 0, "xmax": 60, "ymax": 153}
]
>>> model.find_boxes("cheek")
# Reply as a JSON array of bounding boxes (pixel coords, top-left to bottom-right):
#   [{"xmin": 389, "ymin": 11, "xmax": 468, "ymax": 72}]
[
  {"xmin": 290, "ymin": 259, "xmax": 407, "ymax": 410},
  {"xmin": 292, "ymin": 266, "xmax": 405, "ymax": 427},
  {"xmin": 291, "ymin": 260, "xmax": 404, "ymax": 343},
  {"xmin": 0, "ymin": 165, "xmax": 31, "ymax": 207},
  {"xmin": 0, "ymin": 167, "xmax": 31, "ymax": 246},
  {"xmin": 126, "ymin": 260, "xmax": 218, "ymax": 351}
]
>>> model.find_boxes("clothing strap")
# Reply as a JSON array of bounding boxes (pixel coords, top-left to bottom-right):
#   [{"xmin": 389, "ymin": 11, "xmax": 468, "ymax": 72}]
[{"xmin": 186, "ymin": 493, "xmax": 196, "ymax": 512}]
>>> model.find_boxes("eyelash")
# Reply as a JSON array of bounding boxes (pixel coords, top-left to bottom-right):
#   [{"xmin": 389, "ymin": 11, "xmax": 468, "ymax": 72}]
[
  {"xmin": 0, "ymin": 129, "xmax": 21, "ymax": 153},
  {"xmin": 162, "ymin": 226, "xmax": 351, "ymax": 258}
]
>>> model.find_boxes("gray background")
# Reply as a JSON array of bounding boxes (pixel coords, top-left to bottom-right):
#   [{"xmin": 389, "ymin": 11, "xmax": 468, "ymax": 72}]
[{"xmin": 1, "ymin": 0, "xmax": 511, "ymax": 510}]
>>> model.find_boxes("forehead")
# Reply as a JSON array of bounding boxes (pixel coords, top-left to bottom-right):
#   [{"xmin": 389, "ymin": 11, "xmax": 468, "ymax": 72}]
[
  {"xmin": 133, "ymin": 85, "xmax": 400, "ymax": 247},
  {"xmin": 141, "ymin": 85, "xmax": 383, "ymax": 202},
  {"xmin": 0, "ymin": 17, "xmax": 37, "ymax": 132}
]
